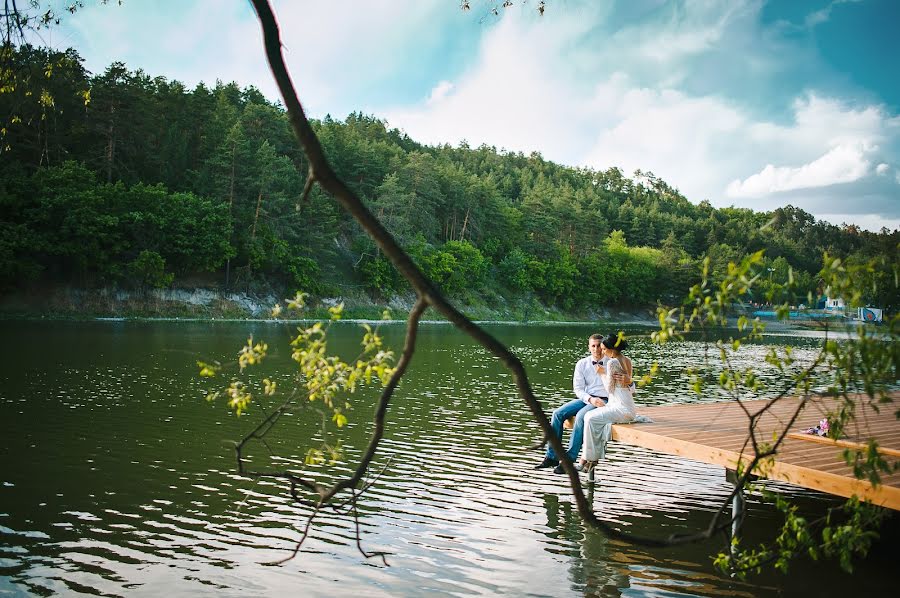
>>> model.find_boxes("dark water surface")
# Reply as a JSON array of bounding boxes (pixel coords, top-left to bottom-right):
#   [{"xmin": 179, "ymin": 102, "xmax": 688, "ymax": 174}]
[{"xmin": 0, "ymin": 320, "xmax": 893, "ymax": 596}]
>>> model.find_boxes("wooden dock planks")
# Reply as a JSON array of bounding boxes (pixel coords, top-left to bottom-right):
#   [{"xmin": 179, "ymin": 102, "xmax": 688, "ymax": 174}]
[{"xmin": 610, "ymin": 393, "xmax": 900, "ymax": 510}]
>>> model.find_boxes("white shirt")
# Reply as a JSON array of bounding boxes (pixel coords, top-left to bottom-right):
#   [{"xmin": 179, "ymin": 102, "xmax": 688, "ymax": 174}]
[{"xmin": 573, "ymin": 355, "xmax": 609, "ymax": 404}]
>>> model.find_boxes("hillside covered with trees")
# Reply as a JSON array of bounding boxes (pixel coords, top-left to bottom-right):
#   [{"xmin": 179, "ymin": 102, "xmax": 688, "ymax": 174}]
[{"xmin": 1, "ymin": 46, "xmax": 896, "ymax": 315}]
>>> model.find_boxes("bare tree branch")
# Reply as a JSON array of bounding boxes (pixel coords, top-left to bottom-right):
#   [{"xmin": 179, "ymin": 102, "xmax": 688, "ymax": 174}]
[
  {"xmin": 247, "ymin": 0, "xmax": 593, "ymax": 528},
  {"xmin": 350, "ymin": 488, "xmax": 390, "ymax": 565},
  {"xmin": 266, "ymin": 501, "xmax": 322, "ymax": 566},
  {"xmin": 244, "ymin": 0, "xmax": 879, "ymax": 559}
]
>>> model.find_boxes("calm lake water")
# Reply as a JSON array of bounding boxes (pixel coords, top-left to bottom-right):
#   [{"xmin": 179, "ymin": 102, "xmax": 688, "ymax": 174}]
[{"xmin": 0, "ymin": 320, "xmax": 894, "ymax": 596}]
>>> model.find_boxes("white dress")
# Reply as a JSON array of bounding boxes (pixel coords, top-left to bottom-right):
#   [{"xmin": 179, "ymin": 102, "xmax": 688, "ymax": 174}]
[{"xmin": 582, "ymin": 358, "xmax": 636, "ymax": 462}]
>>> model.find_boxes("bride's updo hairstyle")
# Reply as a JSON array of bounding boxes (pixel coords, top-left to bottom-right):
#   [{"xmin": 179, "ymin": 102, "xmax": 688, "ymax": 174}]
[{"xmin": 601, "ymin": 333, "xmax": 628, "ymax": 353}]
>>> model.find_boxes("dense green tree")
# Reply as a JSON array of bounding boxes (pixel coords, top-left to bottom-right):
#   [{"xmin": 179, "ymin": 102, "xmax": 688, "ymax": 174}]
[
  {"xmin": 0, "ymin": 45, "xmax": 90, "ymax": 167},
  {"xmin": 128, "ymin": 249, "xmax": 174, "ymax": 291},
  {"xmin": 497, "ymin": 247, "xmax": 531, "ymax": 292},
  {"xmin": 0, "ymin": 44, "xmax": 895, "ymax": 314}
]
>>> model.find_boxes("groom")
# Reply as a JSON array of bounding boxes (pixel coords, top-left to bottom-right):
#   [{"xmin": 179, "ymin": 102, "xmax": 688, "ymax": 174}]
[{"xmin": 535, "ymin": 333, "xmax": 609, "ymax": 474}]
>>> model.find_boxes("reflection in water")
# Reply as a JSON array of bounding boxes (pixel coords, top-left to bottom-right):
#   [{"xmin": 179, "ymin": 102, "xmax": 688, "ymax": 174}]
[
  {"xmin": 539, "ymin": 467, "xmax": 772, "ymax": 597},
  {"xmin": 0, "ymin": 320, "xmax": 894, "ymax": 596}
]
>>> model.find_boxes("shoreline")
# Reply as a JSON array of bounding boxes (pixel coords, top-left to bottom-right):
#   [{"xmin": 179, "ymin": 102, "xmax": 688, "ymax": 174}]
[
  {"xmin": 0, "ymin": 286, "xmax": 869, "ymax": 333},
  {"xmin": 0, "ymin": 308, "xmax": 852, "ymax": 336},
  {"xmin": 0, "ymin": 285, "xmax": 659, "ymax": 325}
]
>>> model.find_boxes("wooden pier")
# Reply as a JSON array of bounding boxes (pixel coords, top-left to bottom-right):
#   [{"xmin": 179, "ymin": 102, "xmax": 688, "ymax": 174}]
[{"xmin": 609, "ymin": 393, "xmax": 900, "ymax": 510}]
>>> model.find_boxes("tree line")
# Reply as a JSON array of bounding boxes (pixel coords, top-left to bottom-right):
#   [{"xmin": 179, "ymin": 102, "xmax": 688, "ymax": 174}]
[{"xmin": 1, "ymin": 45, "xmax": 896, "ymax": 311}]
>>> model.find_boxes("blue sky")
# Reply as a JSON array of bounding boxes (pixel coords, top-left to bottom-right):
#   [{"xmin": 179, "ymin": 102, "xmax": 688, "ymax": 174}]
[{"xmin": 46, "ymin": 0, "xmax": 900, "ymax": 232}]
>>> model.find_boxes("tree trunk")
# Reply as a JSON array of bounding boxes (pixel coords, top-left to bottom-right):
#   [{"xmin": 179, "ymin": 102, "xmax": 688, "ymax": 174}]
[
  {"xmin": 459, "ymin": 208, "xmax": 470, "ymax": 241},
  {"xmin": 251, "ymin": 189, "xmax": 262, "ymax": 240},
  {"xmin": 225, "ymin": 139, "xmax": 237, "ymax": 289},
  {"xmin": 105, "ymin": 103, "xmax": 116, "ymax": 183}
]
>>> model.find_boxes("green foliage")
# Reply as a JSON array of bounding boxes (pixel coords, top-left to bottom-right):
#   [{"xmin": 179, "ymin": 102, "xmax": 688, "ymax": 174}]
[
  {"xmin": 1, "ymin": 44, "xmax": 896, "ymax": 312},
  {"xmin": 359, "ymin": 253, "xmax": 403, "ymax": 296},
  {"xmin": 442, "ymin": 240, "xmax": 488, "ymax": 290},
  {"xmin": 0, "ymin": 161, "xmax": 232, "ymax": 286},
  {"xmin": 535, "ymin": 246, "xmax": 578, "ymax": 308},
  {"xmin": 718, "ymin": 495, "xmax": 886, "ymax": 578},
  {"xmin": 249, "ymin": 232, "xmax": 321, "ymax": 292},
  {"xmin": 201, "ymin": 293, "xmax": 396, "ymax": 463},
  {"xmin": 0, "ymin": 221, "xmax": 42, "ymax": 288},
  {"xmin": 1, "ymin": 45, "xmax": 90, "ymax": 160},
  {"xmin": 421, "ymin": 246, "xmax": 461, "ymax": 293},
  {"xmin": 498, "ymin": 247, "xmax": 531, "ymax": 291},
  {"xmin": 654, "ymin": 247, "xmax": 898, "ymax": 578},
  {"xmin": 127, "ymin": 250, "xmax": 174, "ymax": 290},
  {"xmin": 578, "ymin": 231, "xmax": 669, "ymax": 306}
]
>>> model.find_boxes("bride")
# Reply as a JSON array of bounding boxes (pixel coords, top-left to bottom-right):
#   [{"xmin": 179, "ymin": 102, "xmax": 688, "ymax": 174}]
[{"xmin": 579, "ymin": 334, "xmax": 636, "ymax": 472}]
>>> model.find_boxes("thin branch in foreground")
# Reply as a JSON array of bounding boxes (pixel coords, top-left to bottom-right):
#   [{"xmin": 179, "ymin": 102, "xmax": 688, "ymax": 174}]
[
  {"xmin": 332, "ymin": 456, "xmax": 396, "ymax": 514},
  {"xmin": 247, "ymin": 0, "xmax": 603, "ymax": 542},
  {"xmin": 351, "ymin": 488, "xmax": 390, "ymax": 566},
  {"xmin": 265, "ymin": 501, "xmax": 322, "ymax": 566}
]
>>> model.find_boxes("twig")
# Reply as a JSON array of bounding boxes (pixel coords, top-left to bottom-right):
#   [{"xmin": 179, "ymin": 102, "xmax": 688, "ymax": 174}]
[
  {"xmin": 350, "ymin": 488, "xmax": 389, "ymax": 565},
  {"xmin": 265, "ymin": 501, "xmax": 322, "ymax": 565}
]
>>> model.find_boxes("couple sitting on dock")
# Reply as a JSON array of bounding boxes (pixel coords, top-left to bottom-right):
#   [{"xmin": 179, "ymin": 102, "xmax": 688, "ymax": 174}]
[{"xmin": 535, "ymin": 332, "xmax": 636, "ymax": 475}]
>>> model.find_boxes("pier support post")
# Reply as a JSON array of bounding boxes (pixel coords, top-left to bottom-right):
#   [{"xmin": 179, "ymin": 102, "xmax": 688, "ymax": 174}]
[
  {"xmin": 731, "ymin": 486, "xmax": 745, "ymax": 540},
  {"xmin": 725, "ymin": 469, "xmax": 746, "ymax": 551}
]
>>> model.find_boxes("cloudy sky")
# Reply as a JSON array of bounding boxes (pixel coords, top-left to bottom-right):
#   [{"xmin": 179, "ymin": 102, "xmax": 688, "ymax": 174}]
[{"xmin": 46, "ymin": 0, "xmax": 899, "ymax": 232}]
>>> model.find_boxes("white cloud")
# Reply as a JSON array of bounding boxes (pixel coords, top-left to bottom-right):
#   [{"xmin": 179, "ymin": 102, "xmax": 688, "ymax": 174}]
[
  {"xmin": 581, "ymin": 76, "xmax": 746, "ymax": 200},
  {"xmin": 383, "ymin": 11, "xmax": 597, "ymax": 159},
  {"xmin": 817, "ymin": 213, "xmax": 900, "ymax": 232},
  {"xmin": 726, "ymin": 142, "xmax": 873, "ymax": 197},
  {"xmin": 616, "ymin": 2, "xmax": 745, "ymax": 65},
  {"xmin": 875, "ymin": 163, "xmax": 889, "ymax": 176},
  {"xmin": 725, "ymin": 95, "xmax": 899, "ymax": 200},
  {"xmin": 427, "ymin": 81, "xmax": 454, "ymax": 106},
  {"xmin": 804, "ymin": 0, "xmax": 863, "ymax": 29}
]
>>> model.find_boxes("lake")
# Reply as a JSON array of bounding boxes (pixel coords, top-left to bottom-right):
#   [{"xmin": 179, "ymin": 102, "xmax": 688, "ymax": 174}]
[{"xmin": 0, "ymin": 319, "xmax": 893, "ymax": 596}]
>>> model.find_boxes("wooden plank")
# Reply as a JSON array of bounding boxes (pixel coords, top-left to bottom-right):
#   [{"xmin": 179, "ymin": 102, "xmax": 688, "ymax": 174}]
[
  {"xmin": 785, "ymin": 432, "xmax": 900, "ymax": 458},
  {"xmin": 611, "ymin": 425, "xmax": 748, "ymax": 468},
  {"xmin": 766, "ymin": 461, "xmax": 900, "ymax": 509}
]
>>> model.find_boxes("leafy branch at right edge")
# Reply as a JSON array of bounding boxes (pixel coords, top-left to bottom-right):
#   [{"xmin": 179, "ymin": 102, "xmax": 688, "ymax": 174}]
[{"xmin": 653, "ymin": 248, "xmax": 898, "ymax": 578}]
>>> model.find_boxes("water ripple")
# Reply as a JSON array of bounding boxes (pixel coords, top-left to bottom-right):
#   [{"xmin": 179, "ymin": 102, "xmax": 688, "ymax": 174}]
[{"xmin": 0, "ymin": 321, "xmax": 892, "ymax": 596}]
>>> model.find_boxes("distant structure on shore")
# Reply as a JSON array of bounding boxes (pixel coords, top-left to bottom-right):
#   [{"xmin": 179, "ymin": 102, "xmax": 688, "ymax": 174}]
[
  {"xmin": 858, "ymin": 307, "xmax": 884, "ymax": 323},
  {"xmin": 748, "ymin": 296, "xmax": 884, "ymax": 323},
  {"xmin": 824, "ymin": 297, "xmax": 845, "ymax": 312}
]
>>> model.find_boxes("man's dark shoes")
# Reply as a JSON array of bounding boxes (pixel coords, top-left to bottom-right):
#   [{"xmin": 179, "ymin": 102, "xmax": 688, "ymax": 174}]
[
  {"xmin": 534, "ymin": 457, "xmax": 558, "ymax": 470},
  {"xmin": 552, "ymin": 464, "xmax": 566, "ymax": 474}
]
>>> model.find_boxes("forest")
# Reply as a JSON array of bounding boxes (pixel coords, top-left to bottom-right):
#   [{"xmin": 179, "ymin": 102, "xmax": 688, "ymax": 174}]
[{"xmin": 2, "ymin": 45, "xmax": 897, "ymax": 314}]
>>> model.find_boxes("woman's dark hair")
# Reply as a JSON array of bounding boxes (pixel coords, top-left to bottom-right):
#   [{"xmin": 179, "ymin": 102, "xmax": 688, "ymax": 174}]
[{"xmin": 602, "ymin": 333, "xmax": 628, "ymax": 352}]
